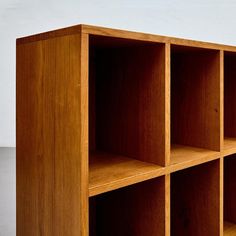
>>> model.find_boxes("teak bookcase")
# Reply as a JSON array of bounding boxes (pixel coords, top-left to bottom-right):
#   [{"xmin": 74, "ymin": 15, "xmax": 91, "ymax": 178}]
[{"xmin": 16, "ymin": 25, "xmax": 236, "ymax": 236}]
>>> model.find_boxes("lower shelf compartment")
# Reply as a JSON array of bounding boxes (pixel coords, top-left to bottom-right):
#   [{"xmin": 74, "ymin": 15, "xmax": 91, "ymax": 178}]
[
  {"xmin": 223, "ymin": 137, "xmax": 236, "ymax": 156},
  {"xmin": 224, "ymin": 221, "xmax": 236, "ymax": 235},
  {"xmin": 89, "ymin": 177, "xmax": 166, "ymax": 236},
  {"xmin": 170, "ymin": 144, "xmax": 220, "ymax": 172},
  {"xmin": 224, "ymin": 154, "xmax": 236, "ymax": 235},
  {"xmin": 171, "ymin": 160, "xmax": 220, "ymax": 236},
  {"xmin": 89, "ymin": 152, "xmax": 165, "ymax": 197}
]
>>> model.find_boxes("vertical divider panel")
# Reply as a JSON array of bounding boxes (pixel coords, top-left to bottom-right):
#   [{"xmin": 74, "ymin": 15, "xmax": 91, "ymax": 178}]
[
  {"xmin": 80, "ymin": 32, "xmax": 89, "ymax": 235},
  {"xmin": 219, "ymin": 50, "xmax": 224, "ymax": 236},
  {"xmin": 220, "ymin": 50, "xmax": 224, "ymax": 152},
  {"xmin": 165, "ymin": 174, "xmax": 171, "ymax": 236},
  {"xmin": 220, "ymin": 157, "xmax": 224, "ymax": 236},
  {"xmin": 165, "ymin": 43, "xmax": 171, "ymax": 166}
]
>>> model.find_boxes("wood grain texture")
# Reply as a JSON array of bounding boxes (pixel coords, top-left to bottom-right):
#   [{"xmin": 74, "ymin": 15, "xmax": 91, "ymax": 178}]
[
  {"xmin": 16, "ymin": 24, "xmax": 236, "ymax": 236},
  {"xmin": 224, "ymin": 155, "xmax": 236, "ymax": 224},
  {"xmin": 223, "ymin": 137, "xmax": 236, "ymax": 156},
  {"xmin": 165, "ymin": 174, "xmax": 171, "ymax": 236},
  {"xmin": 224, "ymin": 53, "xmax": 236, "ymax": 138},
  {"xmin": 165, "ymin": 43, "xmax": 171, "ymax": 166},
  {"xmin": 224, "ymin": 221, "xmax": 236, "ymax": 235},
  {"xmin": 220, "ymin": 158, "xmax": 224, "ymax": 236},
  {"xmin": 17, "ymin": 24, "xmax": 236, "ymax": 53},
  {"xmin": 171, "ymin": 48, "xmax": 221, "ymax": 151},
  {"xmin": 170, "ymin": 144, "xmax": 220, "ymax": 173},
  {"xmin": 90, "ymin": 39, "xmax": 166, "ymax": 166},
  {"xmin": 16, "ymin": 33, "xmax": 88, "ymax": 235},
  {"xmin": 89, "ymin": 177, "xmax": 166, "ymax": 236},
  {"xmin": 171, "ymin": 160, "xmax": 220, "ymax": 236},
  {"xmin": 89, "ymin": 152, "xmax": 165, "ymax": 197}
]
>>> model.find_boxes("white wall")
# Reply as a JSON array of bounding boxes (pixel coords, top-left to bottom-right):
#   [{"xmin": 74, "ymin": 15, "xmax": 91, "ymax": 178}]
[{"xmin": 1, "ymin": 0, "xmax": 236, "ymax": 147}]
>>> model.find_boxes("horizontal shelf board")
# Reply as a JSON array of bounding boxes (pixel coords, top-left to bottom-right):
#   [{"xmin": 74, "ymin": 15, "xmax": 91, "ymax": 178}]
[
  {"xmin": 223, "ymin": 137, "xmax": 236, "ymax": 156},
  {"xmin": 89, "ymin": 152, "xmax": 165, "ymax": 197},
  {"xmin": 224, "ymin": 221, "xmax": 236, "ymax": 235},
  {"xmin": 170, "ymin": 144, "xmax": 220, "ymax": 172}
]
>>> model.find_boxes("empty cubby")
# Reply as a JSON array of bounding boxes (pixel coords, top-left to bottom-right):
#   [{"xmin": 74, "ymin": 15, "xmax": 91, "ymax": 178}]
[
  {"xmin": 89, "ymin": 176, "xmax": 166, "ymax": 236},
  {"xmin": 224, "ymin": 154, "xmax": 236, "ymax": 235},
  {"xmin": 89, "ymin": 35, "xmax": 167, "ymax": 196},
  {"xmin": 171, "ymin": 45, "xmax": 221, "ymax": 165},
  {"xmin": 224, "ymin": 52, "xmax": 236, "ymax": 154},
  {"xmin": 171, "ymin": 160, "xmax": 220, "ymax": 236}
]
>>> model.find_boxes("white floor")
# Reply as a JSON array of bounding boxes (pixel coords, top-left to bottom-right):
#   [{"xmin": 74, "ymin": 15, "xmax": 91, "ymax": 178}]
[{"xmin": 0, "ymin": 148, "xmax": 15, "ymax": 236}]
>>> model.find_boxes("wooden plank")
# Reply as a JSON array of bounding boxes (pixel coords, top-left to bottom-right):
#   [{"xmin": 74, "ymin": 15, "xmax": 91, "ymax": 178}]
[
  {"xmin": 223, "ymin": 137, "xmax": 236, "ymax": 156},
  {"xmin": 89, "ymin": 177, "xmax": 166, "ymax": 236},
  {"xmin": 89, "ymin": 152, "xmax": 165, "ymax": 197},
  {"xmin": 224, "ymin": 221, "xmax": 236, "ymax": 235},
  {"xmin": 220, "ymin": 50, "xmax": 224, "ymax": 151},
  {"xmin": 16, "ymin": 33, "xmax": 88, "ymax": 235},
  {"xmin": 17, "ymin": 24, "xmax": 236, "ymax": 52},
  {"xmin": 171, "ymin": 160, "xmax": 220, "ymax": 236},
  {"xmin": 165, "ymin": 174, "xmax": 171, "ymax": 236},
  {"xmin": 220, "ymin": 158, "xmax": 224, "ymax": 236},
  {"xmin": 165, "ymin": 43, "xmax": 171, "ymax": 166},
  {"xmin": 170, "ymin": 144, "xmax": 220, "ymax": 173},
  {"xmin": 171, "ymin": 48, "xmax": 221, "ymax": 151}
]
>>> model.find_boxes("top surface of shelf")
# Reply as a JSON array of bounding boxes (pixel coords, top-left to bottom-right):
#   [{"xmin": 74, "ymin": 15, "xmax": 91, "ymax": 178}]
[
  {"xmin": 223, "ymin": 137, "xmax": 236, "ymax": 157},
  {"xmin": 170, "ymin": 144, "xmax": 220, "ymax": 172},
  {"xmin": 224, "ymin": 221, "xmax": 236, "ymax": 236},
  {"xmin": 89, "ymin": 151, "xmax": 165, "ymax": 197},
  {"xmin": 16, "ymin": 24, "xmax": 236, "ymax": 52}
]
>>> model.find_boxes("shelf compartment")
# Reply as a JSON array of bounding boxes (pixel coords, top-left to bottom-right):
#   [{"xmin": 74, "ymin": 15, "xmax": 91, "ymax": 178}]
[
  {"xmin": 89, "ymin": 152, "xmax": 165, "ymax": 197},
  {"xmin": 224, "ymin": 154, "xmax": 236, "ymax": 235},
  {"xmin": 171, "ymin": 160, "xmax": 220, "ymax": 236},
  {"xmin": 171, "ymin": 45, "xmax": 221, "ymax": 156},
  {"xmin": 224, "ymin": 221, "xmax": 236, "ymax": 235},
  {"xmin": 223, "ymin": 137, "xmax": 236, "ymax": 156},
  {"xmin": 89, "ymin": 176, "xmax": 166, "ymax": 236},
  {"xmin": 170, "ymin": 144, "xmax": 220, "ymax": 172},
  {"xmin": 89, "ymin": 35, "xmax": 166, "ymax": 167},
  {"xmin": 224, "ymin": 52, "xmax": 236, "ymax": 151}
]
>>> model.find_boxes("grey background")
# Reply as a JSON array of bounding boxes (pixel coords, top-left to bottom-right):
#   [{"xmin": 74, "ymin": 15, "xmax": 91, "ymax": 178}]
[
  {"xmin": 1, "ymin": 0, "xmax": 236, "ymax": 235},
  {"xmin": 0, "ymin": 149, "xmax": 15, "ymax": 236}
]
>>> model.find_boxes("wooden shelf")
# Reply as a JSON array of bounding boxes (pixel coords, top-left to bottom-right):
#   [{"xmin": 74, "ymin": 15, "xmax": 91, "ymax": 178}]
[
  {"xmin": 17, "ymin": 25, "xmax": 236, "ymax": 235},
  {"xmin": 170, "ymin": 144, "xmax": 220, "ymax": 172},
  {"xmin": 224, "ymin": 221, "xmax": 236, "ymax": 235},
  {"xmin": 223, "ymin": 137, "xmax": 236, "ymax": 156},
  {"xmin": 89, "ymin": 152, "xmax": 165, "ymax": 197}
]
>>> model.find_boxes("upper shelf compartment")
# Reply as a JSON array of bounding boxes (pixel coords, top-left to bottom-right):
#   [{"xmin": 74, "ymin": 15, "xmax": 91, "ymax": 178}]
[
  {"xmin": 224, "ymin": 52, "xmax": 236, "ymax": 156},
  {"xmin": 89, "ymin": 36, "xmax": 167, "ymax": 196},
  {"xmin": 170, "ymin": 45, "xmax": 221, "ymax": 167}
]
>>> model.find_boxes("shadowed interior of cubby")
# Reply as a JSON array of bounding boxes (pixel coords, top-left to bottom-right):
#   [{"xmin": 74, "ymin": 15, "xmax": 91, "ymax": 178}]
[
  {"xmin": 88, "ymin": 35, "xmax": 167, "ymax": 196},
  {"xmin": 224, "ymin": 155, "xmax": 236, "ymax": 235},
  {"xmin": 224, "ymin": 52, "xmax": 236, "ymax": 154},
  {"xmin": 170, "ymin": 45, "xmax": 221, "ymax": 165},
  {"xmin": 171, "ymin": 160, "xmax": 220, "ymax": 236},
  {"xmin": 89, "ymin": 177, "xmax": 165, "ymax": 236}
]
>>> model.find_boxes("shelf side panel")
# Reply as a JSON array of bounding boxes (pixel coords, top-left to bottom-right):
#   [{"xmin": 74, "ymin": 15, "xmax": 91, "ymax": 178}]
[{"xmin": 16, "ymin": 33, "xmax": 89, "ymax": 235}]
